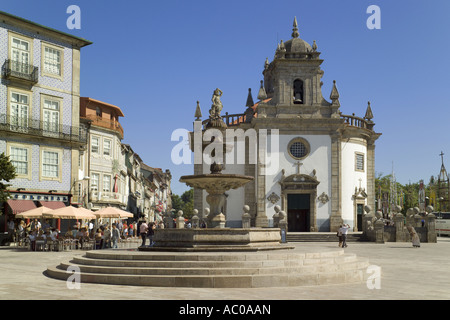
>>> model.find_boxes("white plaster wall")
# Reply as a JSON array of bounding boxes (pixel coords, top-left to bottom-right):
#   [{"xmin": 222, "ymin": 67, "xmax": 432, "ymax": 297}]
[
  {"xmin": 265, "ymin": 134, "xmax": 332, "ymax": 228},
  {"xmin": 341, "ymin": 140, "xmax": 367, "ymax": 227}
]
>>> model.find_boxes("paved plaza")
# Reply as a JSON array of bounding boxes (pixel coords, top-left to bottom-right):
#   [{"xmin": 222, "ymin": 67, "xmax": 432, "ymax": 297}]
[{"xmin": 0, "ymin": 237, "xmax": 450, "ymax": 301}]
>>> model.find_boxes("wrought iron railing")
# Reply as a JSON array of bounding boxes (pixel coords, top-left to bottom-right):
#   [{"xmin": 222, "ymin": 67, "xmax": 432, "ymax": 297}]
[
  {"xmin": 0, "ymin": 113, "xmax": 88, "ymax": 143},
  {"xmin": 2, "ymin": 59, "xmax": 38, "ymax": 84}
]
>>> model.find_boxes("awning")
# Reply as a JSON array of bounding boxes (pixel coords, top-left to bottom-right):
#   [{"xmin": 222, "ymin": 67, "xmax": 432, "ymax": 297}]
[
  {"xmin": 6, "ymin": 200, "xmax": 37, "ymax": 215},
  {"xmin": 38, "ymin": 201, "xmax": 66, "ymax": 210}
]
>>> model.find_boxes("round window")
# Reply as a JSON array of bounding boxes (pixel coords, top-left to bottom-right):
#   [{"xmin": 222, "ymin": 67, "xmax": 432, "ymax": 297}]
[{"xmin": 288, "ymin": 138, "xmax": 310, "ymax": 159}]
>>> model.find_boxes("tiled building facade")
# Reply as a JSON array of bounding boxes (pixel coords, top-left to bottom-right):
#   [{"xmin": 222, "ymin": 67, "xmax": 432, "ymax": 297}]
[{"xmin": 0, "ymin": 11, "xmax": 91, "ymax": 227}]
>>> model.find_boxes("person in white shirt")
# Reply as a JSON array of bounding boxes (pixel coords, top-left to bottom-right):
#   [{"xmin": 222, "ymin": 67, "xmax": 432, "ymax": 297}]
[{"xmin": 339, "ymin": 224, "xmax": 350, "ymax": 248}]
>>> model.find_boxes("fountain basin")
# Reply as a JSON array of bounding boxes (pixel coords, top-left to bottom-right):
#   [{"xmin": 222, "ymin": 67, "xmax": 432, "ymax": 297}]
[
  {"xmin": 179, "ymin": 174, "xmax": 254, "ymax": 194},
  {"xmin": 139, "ymin": 228, "xmax": 293, "ymax": 252}
]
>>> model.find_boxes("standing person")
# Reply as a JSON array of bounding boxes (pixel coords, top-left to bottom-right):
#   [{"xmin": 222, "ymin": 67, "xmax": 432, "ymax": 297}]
[
  {"xmin": 111, "ymin": 224, "xmax": 120, "ymax": 249},
  {"xmin": 339, "ymin": 224, "xmax": 350, "ymax": 248},
  {"xmin": 337, "ymin": 225, "xmax": 343, "ymax": 247},
  {"xmin": 139, "ymin": 220, "xmax": 148, "ymax": 247},
  {"xmin": 147, "ymin": 222, "xmax": 155, "ymax": 247},
  {"xmin": 103, "ymin": 226, "xmax": 111, "ymax": 249},
  {"xmin": 408, "ymin": 226, "xmax": 421, "ymax": 248}
]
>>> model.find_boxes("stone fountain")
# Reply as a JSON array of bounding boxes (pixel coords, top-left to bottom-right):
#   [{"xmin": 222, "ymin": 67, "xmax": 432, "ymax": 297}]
[{"xmin": 141, "ymin": 89, "xmax": 291, "ymax": 251}]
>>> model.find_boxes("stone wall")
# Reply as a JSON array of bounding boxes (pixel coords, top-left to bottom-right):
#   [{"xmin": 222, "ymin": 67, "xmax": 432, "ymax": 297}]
[{"xmin": 363, "ymin": 205, "xmax": 437, "ymax": 244}]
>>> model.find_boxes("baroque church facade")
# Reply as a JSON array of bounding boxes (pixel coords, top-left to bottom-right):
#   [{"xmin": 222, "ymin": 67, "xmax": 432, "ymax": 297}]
[{"xmin": 192, "ymin": 18, "xmax": 381, "ymax": 232}]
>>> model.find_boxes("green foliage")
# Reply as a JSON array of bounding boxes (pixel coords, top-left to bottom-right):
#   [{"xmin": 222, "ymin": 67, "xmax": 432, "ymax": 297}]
[
  {"xmin": 171, "ymin": 188, "xmax": 195, "ymax": 219},
  {"xmin": 0, "ymin": 153, "xmax": 17, "ymax": 203}
]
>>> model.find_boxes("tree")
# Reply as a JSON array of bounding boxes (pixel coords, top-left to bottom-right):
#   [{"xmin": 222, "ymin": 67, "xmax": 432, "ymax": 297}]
[
  {"xmin": 0, "ymin": 153, "xmax": 17, "ymax": 203},
  {"xmin": 170, "ymin": 188, "xmax": 195, "ymax": 220}
]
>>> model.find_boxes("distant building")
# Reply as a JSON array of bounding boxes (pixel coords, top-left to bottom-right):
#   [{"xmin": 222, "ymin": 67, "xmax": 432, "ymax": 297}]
[
  {"xmin": 0, "ymin": 11, "xmax": 91, "ymax": 228},
  {"xmin": 79, "ymin": 97, "xmax": 126, "ymax": 211}
]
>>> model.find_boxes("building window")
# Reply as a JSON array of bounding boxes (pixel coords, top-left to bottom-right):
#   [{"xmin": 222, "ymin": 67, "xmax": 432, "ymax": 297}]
[
  {"xmin": 96, "ymin": 107, "xmax": 102, "ymax": 117},
  {"xmin": 103, "ymin": 139, "xmax": 111, "ymax": 156},
  {"xmin": 288, "ymin": 138, "xmax": 310, "ymax": 160},
  {"xmin": 91, "ymin": 173, "xmax": 99, "ymax": 191},
  {"xmin": 103, "ymin": 174, "xmax": 111, "ymax": 192},
  {"xmin": 11, "ymin": 36, "xmax": 30, "ymax": 73},
  {"xmin": 42, "ymin": 150, "xmax": 59, "ymax": 178},
  {"xmin": 10, "ymin": 91, "xmax": 29, "ymax": 129},
  {"xmin": 43, "ymin": 46, "xmax": 61, "ymax": 76},
  {"xmin": 355, "ymin": 152, "xmax": 365, "ymax": 172},
  {"xmin": 91, "ymin": 136, "xmax": 99, "ymax": 154},
  {"xmin": 10, "ymin": 146, "xmax": 29, "ymax": 175},
  {"xmin": 43, "ymin": 99, "xmax": 60, "ymax": 133}
]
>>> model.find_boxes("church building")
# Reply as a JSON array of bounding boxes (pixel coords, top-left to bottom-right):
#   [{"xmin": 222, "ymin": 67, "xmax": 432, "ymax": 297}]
[{"xmin": 192, "ymin": 18, "xmax": 381, "ymax": 232}]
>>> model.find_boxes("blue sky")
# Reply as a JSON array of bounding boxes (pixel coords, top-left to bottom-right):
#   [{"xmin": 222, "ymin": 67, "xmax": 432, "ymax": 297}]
[{"xmin": 3, "ymin": 0, "xmax": 450, "ymax": 195}]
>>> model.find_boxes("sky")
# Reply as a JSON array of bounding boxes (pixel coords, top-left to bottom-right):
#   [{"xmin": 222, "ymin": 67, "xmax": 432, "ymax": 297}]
[{"xmin": 3, "ymin": 0, "xmax": 450, "ymax": 195}]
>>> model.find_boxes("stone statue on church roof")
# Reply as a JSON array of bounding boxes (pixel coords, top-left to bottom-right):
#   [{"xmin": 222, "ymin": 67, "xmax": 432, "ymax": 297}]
[{"xmin": 209, "ymin": 88, "xmax": 223, "ymax": 119}]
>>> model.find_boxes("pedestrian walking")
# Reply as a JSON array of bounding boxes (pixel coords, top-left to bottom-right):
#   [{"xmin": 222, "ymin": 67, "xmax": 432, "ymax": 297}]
[
  {"xmin": 339, "ymin": 224, "xmax": 350, "ymax": 248},
  {"xmin": 139, "ymin": 220, "xmax": 148, "ymax": 247},
  {"xmin": 407, "ymin": 226, "xmax": 421, "ymax": 248},
  {"xmin": 111, "ymin": 224, "xmax": 120, "ymax": 249},
  {"xmin": 147, "ymin": 222, "xmax": 155, "ymax": 247},
  {"xmin": 337, "ymin": 225, "xmax": 343, "ymax": 247}
]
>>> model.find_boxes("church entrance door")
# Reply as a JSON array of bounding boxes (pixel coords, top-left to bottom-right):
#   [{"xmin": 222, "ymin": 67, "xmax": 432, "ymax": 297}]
[{"xmin": 287, "ymin": 194, "xmax": 310, "ymax": 232}]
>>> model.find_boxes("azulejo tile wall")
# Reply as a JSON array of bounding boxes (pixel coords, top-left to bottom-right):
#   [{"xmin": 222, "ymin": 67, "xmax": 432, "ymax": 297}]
[{"xmin": 0, "ymin": 21, "xmax": 76, "ymax": 192}]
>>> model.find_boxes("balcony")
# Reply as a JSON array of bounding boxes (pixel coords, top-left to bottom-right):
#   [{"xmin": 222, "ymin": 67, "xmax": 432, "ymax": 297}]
[
  {"xmin": 2, "ymin": 59, "xmax": 38, "ymax": 85},
  {"xmin": 81, "ymin": 114, "xmax": 124, "ymax": 138},
  {"xmin": 0, "ymin": 113, "xmax": 88, "ymax": 144},
  {"xmin": 91, "ymin": 190, "xmax": 126, "ymax": 205}
]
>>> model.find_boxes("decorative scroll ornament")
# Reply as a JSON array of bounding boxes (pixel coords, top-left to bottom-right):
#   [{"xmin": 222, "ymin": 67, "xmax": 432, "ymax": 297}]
[
  {"xmin": 318, "ymin": 192, "xmax": 329, "ymax": 204},
  {"xmin": 267, "ymin": 192, "xmax": 280, "ymax": 204}
]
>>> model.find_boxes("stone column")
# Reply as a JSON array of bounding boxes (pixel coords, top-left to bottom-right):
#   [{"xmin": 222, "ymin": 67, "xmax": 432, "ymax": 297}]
[
  {"xmin": 242, "ymin": 205, "xmax": 251, "ymax": 229},
  {"xmin": 426, "ymin": 213, "xmax": 437, "ymax": 243},
  {"xmin": 330, "ymin": 132, "xmax": 343, "ymax": 232},
  {"xmin": 394, "ymin": 212, "xmax": 405, "ymax": 242},
  {"xmin": 176, "ymin": 210, "xmax": 185, "ymax": 229},
  {"xmin": 255, "ymin": 163, "xmax": 269, "ymax": 228},
  {"xmin": 191, "ymin": 209, "xmax": 199, "ymax": 228},
  {"xmin": 374, "ymin": 219, "xmax": 385, "ymax": 244}
]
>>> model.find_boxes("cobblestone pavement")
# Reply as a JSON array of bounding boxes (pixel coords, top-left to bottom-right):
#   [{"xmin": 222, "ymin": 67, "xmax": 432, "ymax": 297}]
[{"xmin": 1, "ymin": 237, "xmax": 450, "ymax": 301}]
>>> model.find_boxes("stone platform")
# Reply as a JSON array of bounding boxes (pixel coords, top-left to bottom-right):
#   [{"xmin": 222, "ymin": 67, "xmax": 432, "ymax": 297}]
[{"xmin": 46, "ymin": 246, "xmax": 370, "ymax": 288}]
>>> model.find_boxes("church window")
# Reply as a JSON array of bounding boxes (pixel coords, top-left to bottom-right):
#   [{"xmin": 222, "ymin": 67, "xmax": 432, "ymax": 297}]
[
  {"xmin": 355, "ymin": 152, "xmax": 365, "ymax": 171},
  {"xmin": 293, "ymin": 79, "xmax": 304, "ymax": 104},
  {"xmin": 288, "ymin": 138, "xmax": 310, "ymax": 160}
]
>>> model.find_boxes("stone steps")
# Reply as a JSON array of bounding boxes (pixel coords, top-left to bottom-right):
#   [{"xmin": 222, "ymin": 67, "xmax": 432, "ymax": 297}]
[
  {"xmin": 46, "ymin": 249, "xmax": 370, "ymax": 288},
  {"xmin": 286, "ymin": 232, "xmax": 369, "ymax": 242}
]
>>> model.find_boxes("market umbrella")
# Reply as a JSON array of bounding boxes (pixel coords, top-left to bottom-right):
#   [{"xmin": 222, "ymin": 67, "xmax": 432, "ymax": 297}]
[
  {"xmin": 15, "ymin": 206, "xmax": 53, "ymax": 219},
  {"xmin": 43, "ymin": 205, "xmax": 96, "ymax": 220},
  {"xmin": 95, "ymin": 207, "xmax": 134, "ymax": 219}
]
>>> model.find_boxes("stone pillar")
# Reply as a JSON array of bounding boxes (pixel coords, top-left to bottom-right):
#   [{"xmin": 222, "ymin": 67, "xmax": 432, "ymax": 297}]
[
  {"xmin": 374, "ymin": 219, "xmax": 385, "ymax": 244},
  {"xmin": 163, "ymin": 210, "xmax": 172, "ymax": 228},
  {"xmin": 176, "ymin": 210, "xmax": 185, "ymax": 229},
  {"xmin": 191, "ymin": 209, "xmax": 199, "ymax": 228},
  {"xmin": 255, "ymin": 163, "xmax": 269, "ymax": 227},
  {"xmin": 394, "ymin": 212, "xmax": 405, "ymax": 242},
  {"xmin": 242, "ymin": 205, "xmax": 251, "ymax": 229},
  {"xmin": 406, "ymin": 208, "xmax": 415, "ymax": 227},
  {"xmin": 330, "ymin": 132, "xmax": 342, "ymax": 232},
  {"xmin": 426, "ymin": 213, "xmax": 437, "ymax": 243}
]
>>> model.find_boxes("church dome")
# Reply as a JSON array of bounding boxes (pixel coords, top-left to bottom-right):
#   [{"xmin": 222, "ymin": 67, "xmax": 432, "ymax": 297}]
[
  {"xmin": 284, "ymin": 37, "xmax": 312, "ymax": 54},
  {"xmin": 274, "ymin": 17, "xmax": 317, "ymax": 60}
]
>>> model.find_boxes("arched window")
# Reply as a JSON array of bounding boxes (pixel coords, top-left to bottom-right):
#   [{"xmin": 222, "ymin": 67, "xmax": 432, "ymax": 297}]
[{"xmin": 293, "ymin": 79, "xmax": 303, "ymax": 104}]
